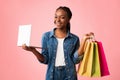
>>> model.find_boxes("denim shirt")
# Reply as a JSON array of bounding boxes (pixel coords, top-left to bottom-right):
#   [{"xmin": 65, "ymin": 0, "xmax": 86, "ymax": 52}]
[{"xmin": 40, "ymin": 29, "xmax": 83, "ymax": 80}]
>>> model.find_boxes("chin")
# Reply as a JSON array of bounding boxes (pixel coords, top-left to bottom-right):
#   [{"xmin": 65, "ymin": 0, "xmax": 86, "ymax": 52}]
[{"xmin": 56, "ymin": 25, "xmax": 62, "ymax": 28}]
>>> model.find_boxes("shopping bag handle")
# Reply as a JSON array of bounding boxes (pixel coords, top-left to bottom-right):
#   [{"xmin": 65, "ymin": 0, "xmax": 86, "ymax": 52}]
[{"xmin": 89, "ymin": 32, "xmax": 96, "ymax": 42}]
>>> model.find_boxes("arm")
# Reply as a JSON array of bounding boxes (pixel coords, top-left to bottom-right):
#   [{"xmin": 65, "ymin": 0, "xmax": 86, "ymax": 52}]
[
  {"xmin": 22, "ymin": 44, "xmax": 45, "ymax": 62},
  {"xmin": 78, "ymin": 32, "xmax": 94, "ymax": 56},
  {"xmin": 77, "ymin": 37, "xmax": 87, "ymax": 56}
]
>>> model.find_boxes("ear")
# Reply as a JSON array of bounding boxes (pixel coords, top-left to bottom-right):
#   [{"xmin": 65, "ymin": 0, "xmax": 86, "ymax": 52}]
[{"xmin": 68, "ymin": 19, "xmax": 70, "ymax": 23}]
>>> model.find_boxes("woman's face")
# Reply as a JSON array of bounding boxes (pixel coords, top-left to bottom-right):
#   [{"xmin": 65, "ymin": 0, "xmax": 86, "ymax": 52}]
[{"xmin": 54, "ymin": 9, "xmax": 69, "ymax": 29}]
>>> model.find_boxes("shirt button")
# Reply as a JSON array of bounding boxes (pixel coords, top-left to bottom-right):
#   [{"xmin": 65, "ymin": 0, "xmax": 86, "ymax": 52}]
[
  {"xmin": 67, "ymin": 69, "xmax": 69, "ymax": 72},
  {"xmin": 54, "ymin": 50, "xmax": 56, "ymax": 52},
  {"xmin": 64, "ymin": 49, "xmax": 66, "ymax": 52},
  {"xmin": 50, "ymin": 75, "xmax": 53, "ymax": 79},
  {"xmin": 51, "ymin": 69, "xmax": 53, "ymax": 72},
  {"xmin": 65, "ymin": 56, "xmax": 67, "ymax": 59},
  {"xmin": 68, "ymin": 76, "xmax": 71, "ymax": 78},
  {"xmin": 53, "ymin": 57, "xmax": 55, "ymax": 59}
]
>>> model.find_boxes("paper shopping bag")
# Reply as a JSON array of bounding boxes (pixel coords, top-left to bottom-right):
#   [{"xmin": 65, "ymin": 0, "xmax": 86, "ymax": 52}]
[
  {"xmin": 91, "ymin": 42, "xmax": 101, "ymax": 77},
  {"xmin": 78, "ymin": 42, "xmax": 101, "ymax": 77},
  {"xmin": 78, "ymin": 42, "xmax": 93, "ymax": 77},
  {"xmin": 97, "ymin": 41, "xmax": 110, "ymax": 76}
]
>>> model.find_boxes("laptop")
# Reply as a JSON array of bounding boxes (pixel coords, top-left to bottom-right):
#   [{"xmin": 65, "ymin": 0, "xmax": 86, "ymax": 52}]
[{"xmin": 17, "ymin": 24, "xmax": 42, "ymax": 49}]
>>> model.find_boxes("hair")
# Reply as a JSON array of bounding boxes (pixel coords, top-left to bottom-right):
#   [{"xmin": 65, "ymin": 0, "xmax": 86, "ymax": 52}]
[{"xmin": 56, "ymin": 6, "xmax": 72, "ymax": 31}]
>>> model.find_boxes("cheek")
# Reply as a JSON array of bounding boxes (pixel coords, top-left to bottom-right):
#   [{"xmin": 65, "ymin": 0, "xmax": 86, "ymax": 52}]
[
  {"xmin": 54, "ymin": 20, "xmax": 56, "ymax": 24},
  {"xmin": 61, "ymin": 19, "xmax": 67, "ymax": 23},
  {"xmin": 54, "ymin": 19, "xmax": 56, "ymax": 24},
  {"xmin": 63, "ymin": 20, "xmax": 69, "ymax": 24}
]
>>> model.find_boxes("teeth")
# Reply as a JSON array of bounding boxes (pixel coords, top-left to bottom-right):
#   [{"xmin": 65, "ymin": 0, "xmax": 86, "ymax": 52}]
[
  {"xmin": 56, "ymin": 23, "xmax": 61, "ymax": 25},
  {"xmin": 56, "ymin": 22, "xmax": 60, "ymax": 24}
]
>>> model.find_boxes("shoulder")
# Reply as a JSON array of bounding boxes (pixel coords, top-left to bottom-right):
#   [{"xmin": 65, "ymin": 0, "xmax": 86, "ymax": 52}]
[
  {"xmin": 68, "ymin": 33, "xmax": 80, "ymax": 43},
  {"xmin": 43, "ymin": 31, "xmax": 51, "ymax": 36},
  {"xmin": 70, "ymin": 33, "xmax": 79, "ymax": 40},
  {"xmin": 42, "ymin": 29, "xmax": 54, "ymax": 39},
  {"xmin": 42, "ymin": 31, "xmax": 51, "ymax": 39},
  {"xmin": 68, "ymin": 33, "xmax": 80, "ymax": 45}
]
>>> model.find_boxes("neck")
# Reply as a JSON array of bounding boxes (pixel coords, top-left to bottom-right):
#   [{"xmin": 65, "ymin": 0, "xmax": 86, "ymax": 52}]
[{"xmin": 55, "ymin": 28, "xmax": 67, "ymax": 38}]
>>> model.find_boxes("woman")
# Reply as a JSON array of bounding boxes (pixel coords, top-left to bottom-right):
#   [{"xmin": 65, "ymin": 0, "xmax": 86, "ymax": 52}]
[{"xmin": 22, "ymin": 6, "xmax": 92, "ymax": 80}]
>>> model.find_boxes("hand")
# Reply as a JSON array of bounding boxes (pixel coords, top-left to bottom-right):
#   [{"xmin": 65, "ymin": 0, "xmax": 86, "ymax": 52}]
[
  {"xmin": 78, "ymin": 32, "xmax": 95, "ymax": 56},
  {"xmin": 89, "ymin": 32, "xmax": 94, "ymax": 36},
  {"xmin": 83, "ymin": 32, "xmax": 94, "ymax": 41},
  {"xmin": 22, "ymin": 44, "xmax": 36, "ymax": 52}
]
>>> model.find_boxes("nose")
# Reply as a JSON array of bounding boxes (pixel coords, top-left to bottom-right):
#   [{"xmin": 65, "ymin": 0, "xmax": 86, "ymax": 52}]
[{"xmin": 56, "ymin": 17, "xmax": 60, "ymax": 22}]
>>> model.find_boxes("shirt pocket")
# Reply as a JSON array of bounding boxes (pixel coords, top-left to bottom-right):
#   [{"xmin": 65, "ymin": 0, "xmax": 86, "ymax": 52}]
[
  {"xmin": 47, "ymin": 43, "xmax": 54, "ymax": 53},
  {"xmin": 67, "ymin": 44, "xmax": 76, "ymax": 54}
]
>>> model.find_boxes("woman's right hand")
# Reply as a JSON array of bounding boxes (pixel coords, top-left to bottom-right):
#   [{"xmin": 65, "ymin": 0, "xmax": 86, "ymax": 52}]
[{"xmin": 22, "ymin": 44, "xmax": 36, "ymax": 52}]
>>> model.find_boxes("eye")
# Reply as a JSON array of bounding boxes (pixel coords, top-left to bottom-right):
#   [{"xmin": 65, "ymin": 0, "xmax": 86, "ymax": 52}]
[
  {"xmin": 54, "ymin": 16, "xmax": 57, "ymax": 18},
  {"xmin": 61, "ymin": 17, "xmax": 65, "ymax": 19}
]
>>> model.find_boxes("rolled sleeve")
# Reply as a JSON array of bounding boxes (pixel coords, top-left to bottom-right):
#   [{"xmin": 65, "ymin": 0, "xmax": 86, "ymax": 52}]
[
  {"xmin": 73, "ymin": 51, "xmax": 84, "ymax": 64},
  {"xmin": 39, "ymin": 33, "xmax": 49, "ymax": 64},
  {"xmin": 39, "ymin": 53, "xmax": 48, "ymax": 64}
]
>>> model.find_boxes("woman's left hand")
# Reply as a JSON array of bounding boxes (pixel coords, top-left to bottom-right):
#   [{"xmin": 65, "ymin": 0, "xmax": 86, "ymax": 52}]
[
  {"xmin": 78, "ymin": 32, "xmax": 94, "ymax": 56},
  {"xmin": 82, "ymin": 32, "xmax": 94, "ymax": 41}
]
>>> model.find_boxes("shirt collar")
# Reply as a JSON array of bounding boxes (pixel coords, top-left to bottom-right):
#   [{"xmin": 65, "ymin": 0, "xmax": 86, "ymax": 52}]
[{"xmin": 49, "ymin": 28, "xmax": 73, "ymax": 38}]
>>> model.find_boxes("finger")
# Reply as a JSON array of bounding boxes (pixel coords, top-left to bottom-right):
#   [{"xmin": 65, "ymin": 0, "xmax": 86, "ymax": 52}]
[
  {"xmin": 89, "ymin": 32, "xmax": 94, "ymax": 36},
  {"xmin": 22, "ymin": 44, "xmax": 25, "ymax": 49},
  {"xmin": 22, "ymin": 44, "xmax": 28, "ymax": 50},
  {"xmin": 85, "ymin": 33, "xmax": 90, "ymax": 36}
]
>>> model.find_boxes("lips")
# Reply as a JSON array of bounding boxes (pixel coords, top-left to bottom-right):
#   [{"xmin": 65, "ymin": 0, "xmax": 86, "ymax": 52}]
[
  {"xmin": 54, "ymin": 21, "xmax": 62, "ymax": 25},
  {"xmin": 56, "ymin": 22, "xmax": 61, "ymax": 25}
]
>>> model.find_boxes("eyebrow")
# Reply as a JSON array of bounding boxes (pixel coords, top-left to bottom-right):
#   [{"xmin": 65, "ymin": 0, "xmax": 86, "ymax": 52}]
[{"xmin": 55, "ymin": 14, "xmax": 66, "ymax": 17}]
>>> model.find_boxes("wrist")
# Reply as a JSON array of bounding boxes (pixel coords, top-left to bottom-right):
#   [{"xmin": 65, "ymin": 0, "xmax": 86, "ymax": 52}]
[{"xmin": 31, "ymin": 48, "xmax": 37, "ymax": 53}]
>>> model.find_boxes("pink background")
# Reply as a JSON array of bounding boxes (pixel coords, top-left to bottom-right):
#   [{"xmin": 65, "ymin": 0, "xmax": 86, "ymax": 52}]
[{"xmin": 0, "ymin": 0, "xmax": 120, "ymax": 80}]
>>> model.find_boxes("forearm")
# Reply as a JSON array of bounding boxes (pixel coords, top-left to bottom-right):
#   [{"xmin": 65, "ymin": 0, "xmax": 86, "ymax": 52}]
[
  {"xmin": 78, "ymin": 32, "xmax": 94, "ymax": 56},
  {"xmin": 31, "ymin": 49, "xmax": 45, "ymax": 62},
  {"xmin": 78, "ymin": 38, "xmax": 86, "ymax": 56}
]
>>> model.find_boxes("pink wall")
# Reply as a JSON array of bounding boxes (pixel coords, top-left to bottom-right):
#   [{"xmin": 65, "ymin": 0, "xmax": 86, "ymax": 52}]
[{"xmin": 0, "ymin": 0, "xmax": 120, "ymax": 80}]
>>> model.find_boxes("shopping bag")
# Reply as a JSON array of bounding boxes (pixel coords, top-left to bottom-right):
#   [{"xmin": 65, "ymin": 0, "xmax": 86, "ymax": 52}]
[
  {"xmin": 91, "ymin": 42, "xmax": 101, "ymax": 77},
  {"xmin": 97, "ymin": 41, "xmax": 110, "ymax": 76},
  {"xmin": 78, "ymin": 42, "xmax": 94, "ymax": 77},
  {"xmin": 78, "ymin": 41, "xmax": 101, "ymax": 77},
  {"xmin": 78, "ymin": 42, "xmax": 92, "ymax": 75}
]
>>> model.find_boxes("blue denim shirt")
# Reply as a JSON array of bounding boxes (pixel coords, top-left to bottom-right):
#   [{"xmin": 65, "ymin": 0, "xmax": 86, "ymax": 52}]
[{"xmin": 40, "ymin": 28, "xmax": 83, "ymax": 80}]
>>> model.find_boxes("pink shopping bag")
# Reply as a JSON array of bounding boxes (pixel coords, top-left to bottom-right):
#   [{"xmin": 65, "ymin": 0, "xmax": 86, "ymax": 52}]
[{"xmin": 97, "ymin": 41, "xmax": 110, "ymax": 76}]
